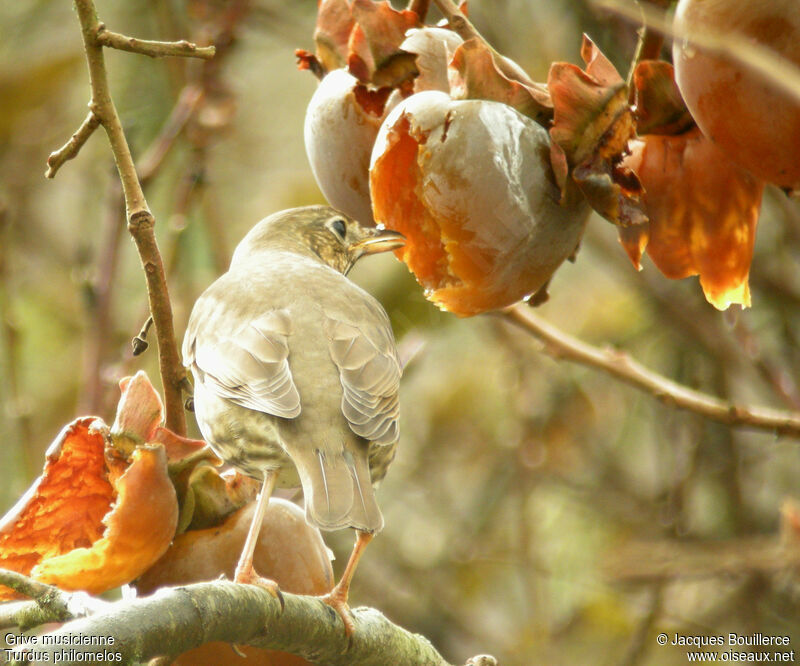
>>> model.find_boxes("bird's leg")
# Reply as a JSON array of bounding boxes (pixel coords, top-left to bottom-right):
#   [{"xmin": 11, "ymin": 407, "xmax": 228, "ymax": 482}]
[
  {"xmin": 318, "ymin": 529, "xmax": 374, "ymax": 637},
  {"xmin": 234, "ymin": 470, "xmax": 284, "ymax": 610}
]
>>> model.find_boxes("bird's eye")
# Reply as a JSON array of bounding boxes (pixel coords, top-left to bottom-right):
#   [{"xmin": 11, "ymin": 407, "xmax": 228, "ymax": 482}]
[{"xmin": 331, "ymin": 218, "xmax": 347, "ymax": 239}]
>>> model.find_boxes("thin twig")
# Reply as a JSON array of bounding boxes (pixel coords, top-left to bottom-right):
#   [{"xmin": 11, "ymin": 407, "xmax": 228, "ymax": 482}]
[
  {"xmin": 0, "ymin": 569, "xmax": 61, "ymax": 601},
  {"xmin": 96, "ymin": 25, "xmax": 216, "ymax": 60},
  {"xmin": 45, "ymin": 110, "xmax": 101, "ymax": 179},
  {"xmin": 67, "ymin": 0, "xmax": 188, "ymax": 435},
  {"xmin": 730, "ymin": 316, "xmax": 800, "ymax": 410},
  {"xmin": 430, "ymin": 0, "xmax": 538, "ymax": 87},
  {"xmin": 0, "ymin": 571, "xmax": 115, "ymax": 632},
  {"xmin": 0, "ymin": 598, "xmax": 73, "ymax": 632},
  {"xmin": 0, "ymin": 206, "xmax": 37, "ymax": 477},
  {"xmin": 137, "ymin": 85, "xmax": 205, "ymax": 182},
  {"xmin": 586, "ymin": 230, "xmax": 759, "ymax": 390},
  {"xmin": 80, "ymin": 85, "xmax": 205, "ymax": 414},
  {"xmin": 604, "ymin": 537, "xmax": 800, "ymax": 581},
  {"xmin": 132, "ymin": 315, "xmax": 154, "ymax": 356},
  {"xmin": 618, "ymin": 584, "xmax": 663, "ymax": 666},
  {"xmin": 408, "ymin": 0, "xmax": 431, "ymax": 20},
  {"xmin": 0, "ymin": 570, "xmax": 77, "ymax": 632},
  {"xmin": 502, "ymin": 305, "xmax": 800, "ymax": 438},
  {"xmin": 624, "ymin": 1, "xmax": 667, "ymax": 102}
]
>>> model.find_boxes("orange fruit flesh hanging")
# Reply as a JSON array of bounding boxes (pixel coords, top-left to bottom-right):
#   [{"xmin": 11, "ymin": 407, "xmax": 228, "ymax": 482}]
[
  {"xmin": 371, "ymin": 116, "xmax": 453, "ymax": 290},
  {"xmin": 371, "ymin": 116, "xmax": 505, "ymax": 315}
]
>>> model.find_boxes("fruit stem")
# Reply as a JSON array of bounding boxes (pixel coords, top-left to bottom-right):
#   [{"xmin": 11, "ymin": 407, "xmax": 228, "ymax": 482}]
[
  {"xmin": 625, "ymin": 0, "xmax": 668, "ymax": 102},
  {"xmin": 431, "ymin": 0, "xmax": 540, "ymax": 88},
  {"xmin": 407, "ymin": 0, "xmax": 430, "ymax": 21}
]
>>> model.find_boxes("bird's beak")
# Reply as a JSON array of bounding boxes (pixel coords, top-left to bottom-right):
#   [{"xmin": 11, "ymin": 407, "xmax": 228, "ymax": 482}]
[{"xmin": 349, "ymin": 226, "xmax": 406, "ymax": 255}]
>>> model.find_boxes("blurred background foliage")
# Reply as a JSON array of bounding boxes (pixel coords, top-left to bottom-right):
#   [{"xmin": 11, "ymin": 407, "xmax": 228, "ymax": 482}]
[{"xmin": 2, "ymin": 1, "xmax": 800, "ymax": 664}]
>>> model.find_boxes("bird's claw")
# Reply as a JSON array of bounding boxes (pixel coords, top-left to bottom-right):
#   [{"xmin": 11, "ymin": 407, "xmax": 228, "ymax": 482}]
[
  {"xmin": 234, "ymin": 568, "xmax": 285, "ymax": 613},
  {"xmin": 318, "ymin": 589, "xmax": 355, "ymax": 639}
]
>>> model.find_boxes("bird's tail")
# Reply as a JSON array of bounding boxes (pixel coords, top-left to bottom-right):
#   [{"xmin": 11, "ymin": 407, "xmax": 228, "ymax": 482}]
[{"xmin": 288, "ymin": 442, "xmax": 384, "ymax": 533}]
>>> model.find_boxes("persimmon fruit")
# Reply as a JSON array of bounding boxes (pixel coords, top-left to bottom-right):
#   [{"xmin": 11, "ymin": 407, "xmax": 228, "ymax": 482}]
[
  {"xmin": 370, "ymin": 91, "xmax": 589, "ymax": 316},
  {"xmin": 673, "ymin": 0, "xmax": 800, "ymax": 189},
  {"xmin": 136, "ymin": 498, "xmax": 333, "ymax": 666}
]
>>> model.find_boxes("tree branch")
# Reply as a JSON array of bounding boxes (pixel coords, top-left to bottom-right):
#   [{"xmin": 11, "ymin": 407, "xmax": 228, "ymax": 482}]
[
  {"xmin": 137, "ymin": 84, "xmax": 205, "ymax": 182},
  {"xmin": 604, "ymin": 537, "xmax": 800, "ymax": 582},
  {"xmin": 0, "ymin": 570, "xmax": 75, "ymax": 631},
  {"xmin": 0, "ymin": 205, "xmax": 37, "ymax": 477},
  {"xmin": 0, "ymin": 569, "xmax": 62, "ymax": 601},
  {"xmin": 44, "ymin": 110, "xmax": 101, "ymax": 179},
  {"xmin": 95, "ymin": 25, "xmax": 216, "ymax": 60},
  {"xmin": 430, "ymin": 0, "xmax": 480, "ymax": 43},
  {"xmin": 61, "ymin": 0, "xmax": 190, "ymax": 435},
  {"xmin": 502, "ymin": 305, "xmax": 800, "ymax": 438},
  {"xmin": 10, "ymin": 582, "xmax": 488, "ymax": 666}
]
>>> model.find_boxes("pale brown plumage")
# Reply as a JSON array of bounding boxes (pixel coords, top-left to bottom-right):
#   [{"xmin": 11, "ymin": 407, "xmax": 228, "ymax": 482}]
[{"xmin": 182, "ymin": 205, "xmax": 403, "ymax": 631}]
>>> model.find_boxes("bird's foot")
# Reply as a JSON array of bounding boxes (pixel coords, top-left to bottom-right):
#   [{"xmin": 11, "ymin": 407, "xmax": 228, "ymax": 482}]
[
  {"xmin": 234, "ymin": 566, "xmax": 285, "ymax": 612},
  {"xmin": 315, "ymin": 530, "xmax": 373, "ymax": 639},
  {"xmin": 317, "ymin": 586, "xmax": 355, "ymax": 638}
]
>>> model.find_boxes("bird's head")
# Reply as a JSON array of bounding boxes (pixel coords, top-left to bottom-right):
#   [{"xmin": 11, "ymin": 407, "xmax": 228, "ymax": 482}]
[{"xmin": 231, "ymin": 206, "xmax": 405, "ymax": 275}]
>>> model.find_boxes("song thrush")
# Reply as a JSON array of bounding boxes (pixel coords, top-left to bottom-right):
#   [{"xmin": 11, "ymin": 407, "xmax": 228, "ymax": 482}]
[{"xmin": 182, "ymin": 206, "xmax": 403, "ymax": 634}]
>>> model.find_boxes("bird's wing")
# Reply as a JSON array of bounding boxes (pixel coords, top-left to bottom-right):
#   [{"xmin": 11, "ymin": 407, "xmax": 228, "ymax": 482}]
[
  {"xmin": 186, "ymin": 308, "xmax": 301, "ymax": 419},
  {"xmin": 325, "ymin": 314, "xmax": 401, "ymax": 444}
]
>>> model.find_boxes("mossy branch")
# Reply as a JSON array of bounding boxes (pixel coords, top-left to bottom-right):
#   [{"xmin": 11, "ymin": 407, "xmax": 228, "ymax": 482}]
[{"xmin": 3, "ymin": 580, "xmax": 494, "ymax": 666}]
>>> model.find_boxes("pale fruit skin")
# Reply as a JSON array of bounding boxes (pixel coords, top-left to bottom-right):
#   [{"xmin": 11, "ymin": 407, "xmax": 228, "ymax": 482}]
[
  {"xmin": 136, "ymin": 498, "xmax": 333, "ymax": 666},
  {"xmin": 304, "ymin": 69, "xmax": 388, "ymax": 226},
  {"xmin": 370, "ymin": 90, "xmax": 589, "ymax": 316},
  {"xmin": 304, "ymin": 28, "xmax": 463, "ymax": 226},
  {"xmin": 400, "ymin": 27, "xmax": 463, "ymax": 92},
  {"xmin": 673, "ymin": 0, "xmax": 800, "ymax": 188}
]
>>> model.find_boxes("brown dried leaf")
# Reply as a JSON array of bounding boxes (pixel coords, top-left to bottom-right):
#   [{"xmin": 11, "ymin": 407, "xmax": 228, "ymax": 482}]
[
  {"xmin": 633, "ymin": 61, "xmax": 694, "ymax": 136},
  {"xmin": 622, "ymin": 128, "xmax": 765, "ymax": 310},
  {"xmin": 448, "ymin": 39, "xmax": 552, "ymax": 124},
  {"xmin": 154, "ymin": 426, "xmax": 216, "ymax": 465},
  {"xmin": 618, "ymin": 223, "xmax": 649, "ymax": 271},
  {"xmin": 347, "ymin": 0, "xmax": 420, "ymax": 86},
  {"xmin": 313, "ymin": 0, "xmax": 355, "ymax": 73},
  {"xmin": 548, "ymin": 35, "xmax": 645, "ymax": 226},
  {"xmin": 110, "ymin": 370, "xmax": 164, "ymax": 457},
  {"xmin": 295, "ymin": 48, "xmax": 325, "ymax": 80}
]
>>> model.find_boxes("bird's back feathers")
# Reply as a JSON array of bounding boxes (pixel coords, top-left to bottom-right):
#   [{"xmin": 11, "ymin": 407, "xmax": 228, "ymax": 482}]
[{"xmin": 184, "ymin": 248, "xmax": 399, "ymax": 533}]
